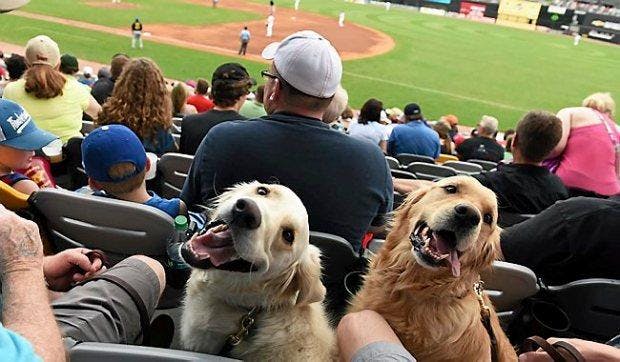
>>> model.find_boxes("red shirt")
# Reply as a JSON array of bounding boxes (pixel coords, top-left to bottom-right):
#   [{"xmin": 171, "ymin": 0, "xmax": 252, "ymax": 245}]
[{"xmin": 187, "ymin": 94, "xmax": 214, "ymax": 113}]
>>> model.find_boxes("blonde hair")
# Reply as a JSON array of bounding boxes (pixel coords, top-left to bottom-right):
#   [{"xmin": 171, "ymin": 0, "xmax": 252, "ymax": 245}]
[
  {"xmin": 322, "ymin": 85, "xmax": 349, "ymax": 123},
  {"xmin": 582, "ymin": 92, "xmax": 615, "ymax": 117}
]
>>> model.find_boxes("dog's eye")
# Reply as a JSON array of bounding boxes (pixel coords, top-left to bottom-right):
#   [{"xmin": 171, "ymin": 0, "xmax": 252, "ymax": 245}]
[
  {"xmin": 282, "ymin": 228, "xmax": 295, "ymax": 244},
  {"xmin": 256, "ymin": 186, "xmax": 269, "ymax": 196},
  {"xmin": 483, "ymin": 213, "xmax": 493, "ymax": 225},
  {"xmin": 443, "ymin": 185, "xmax": 457, "ymax": 194}
]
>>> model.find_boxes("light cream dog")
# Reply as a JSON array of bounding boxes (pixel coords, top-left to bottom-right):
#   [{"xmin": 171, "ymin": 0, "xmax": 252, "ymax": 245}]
[
  {"xmin": 180, "ymin": 182, "xmax": 335, "ymax": 361},
  {"xmin": 350, "ymin": 176, "xmax": 517, "ymax": 361}
]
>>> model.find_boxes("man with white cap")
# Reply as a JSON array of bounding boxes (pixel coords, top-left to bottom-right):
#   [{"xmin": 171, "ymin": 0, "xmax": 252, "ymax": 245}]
[{"xmin": 182, "ymin": 31, "xmax": 393, "ymax": 256}]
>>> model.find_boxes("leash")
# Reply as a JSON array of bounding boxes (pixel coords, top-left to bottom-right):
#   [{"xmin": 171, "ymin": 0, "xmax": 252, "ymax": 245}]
[
  {"xmin": 474, "ymin": 281, "xmax": 499, "ymax": 362},
  {"xmin": 219, "ymin": 306, "xmax": 261, "ymax": 356}
]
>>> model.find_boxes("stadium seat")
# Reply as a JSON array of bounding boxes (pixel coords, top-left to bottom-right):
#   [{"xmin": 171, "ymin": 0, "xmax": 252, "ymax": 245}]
[
  {"xmin": 469, "ymin": 159, "xmax": 498, "ymax": 171},
  {"xmin": 498, "ymin": 212, "xmax": 535, "ymax": 228},
  {"xmin": 547, "ymin": 278, "xmax": 620, "ymax": 342},
  {"xmin": 171, "ymin": 124, "xmax": 182, "ymax": 135},
  {"xmin": 385, "ymin": 156, "xmax": 400, "ymax": 170},
  {"xmin": 309, "ymin": 231, "xmax": 363, "ymax": 324},
  {"xmin": 158, "ymin": 153, "xmax": 193, "ymax": 199},
  {"xmin": 481, "ymin": 261, "xmax": 539, "ymax": 313},
  {"xmin": 30, "ymin": 188, "xmax": 174, "ymax": 265},
  {"xmin": 80, "ymin": 121, "xmax": 96, "ymax": 136},
  {"xmin": 172, "ymin": 133, "xmax": 181, "ymax": 148},
  {"xmin": 436, "ymin": 154, "xmax": 458, "ymax": 164},
  {"xmin": 366, "ymin": 238, "xmax": 385, "ymax": 254},
  {"xmin": 391, "ymin": 169, "xmax": 417, "ymax": 180},
  {"xmin": 395, "ymin": 153, "xmax": 435, "ymax": 165},
  {"xmin": 68, "ymin": 342, "xmax": 238, "ymax": 361},
  {"xmin": 443, "ymin": 161, "xmax": 483, "ymax": 175},
  {"xmin": 0, "ymin": 181, "xmax": 30, "ymax": 211},
  {"xmin": 172, "ymin": 117, "xmax": 183, "ymax": 128},
  {"xmin": 405, "ymin": 162, "xmax": 457, "ymax": 181}
]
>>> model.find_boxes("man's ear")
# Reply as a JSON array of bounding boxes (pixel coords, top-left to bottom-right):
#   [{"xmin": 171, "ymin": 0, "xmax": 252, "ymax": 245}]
[
  {"xmin": 294, "ymin": 245, "xmax": 326, "ymax": 306},
  {"xmin": 145, "ymin": 157, "xmax": 151, "ymax": 172}
]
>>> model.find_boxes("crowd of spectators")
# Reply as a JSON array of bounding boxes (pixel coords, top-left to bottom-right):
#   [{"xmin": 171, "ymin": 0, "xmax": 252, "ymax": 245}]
[
  {"xmin": 0, "ymin": 29, "xmax": 619, "ymax": 361},
  {"xmin": 548, "ymin": 0, "xmax": 620, "ymax": 16}
]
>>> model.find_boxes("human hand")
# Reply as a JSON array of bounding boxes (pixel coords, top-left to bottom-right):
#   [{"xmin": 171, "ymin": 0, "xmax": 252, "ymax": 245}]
[
  {"xmin": 519, "ymin": 338, "xmax": 620, "ymax": 362},
  {"xmin": 0, "ymin": 205, "xmax": 44, "ymax": 277},
  {"xmin": 43, "ymin": 248, "xmax": 106, "ymax": 291}
]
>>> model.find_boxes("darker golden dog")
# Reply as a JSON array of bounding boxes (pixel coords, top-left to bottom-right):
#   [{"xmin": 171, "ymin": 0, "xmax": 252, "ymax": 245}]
[{"xmin": 350, "ymin": 176, "xmax": 517, "ymax": 361}]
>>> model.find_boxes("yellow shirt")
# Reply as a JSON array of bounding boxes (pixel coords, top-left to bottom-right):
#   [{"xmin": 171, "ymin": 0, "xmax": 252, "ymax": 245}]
[{"xmin": 3, "ymin": 77, "xmax": 89, "ymax": 143}]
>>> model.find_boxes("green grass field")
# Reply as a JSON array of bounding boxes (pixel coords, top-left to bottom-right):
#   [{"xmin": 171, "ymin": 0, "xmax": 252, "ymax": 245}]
[{"xmin": 1, "ymin": 0, "xmax": 619, "ymax": 128}]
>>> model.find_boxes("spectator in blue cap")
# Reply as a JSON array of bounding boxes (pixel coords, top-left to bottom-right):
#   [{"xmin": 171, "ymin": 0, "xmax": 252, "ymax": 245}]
[
  {"xmin": 81, "ymin": 124, "xmax": 186, "ymax": 217},
  {"xmin": 0, "ymin": 99, "xmax": 57, "ymax": 195}
]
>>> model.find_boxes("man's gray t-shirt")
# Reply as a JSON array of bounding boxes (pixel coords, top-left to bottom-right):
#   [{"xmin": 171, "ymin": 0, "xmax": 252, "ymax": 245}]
[{"xmin": 352, "ymin": 342, "xmax": 416, "ymax": 362}]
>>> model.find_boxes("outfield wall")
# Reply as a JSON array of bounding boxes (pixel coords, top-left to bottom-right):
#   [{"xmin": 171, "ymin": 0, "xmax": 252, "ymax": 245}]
[{"xmin": 379, "ymin": 0, "xmax": 619, "ymax": 44}]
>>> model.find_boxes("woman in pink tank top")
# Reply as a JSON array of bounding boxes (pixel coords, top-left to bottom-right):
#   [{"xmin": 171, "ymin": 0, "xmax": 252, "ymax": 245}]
[{"xmin": 548, "ymin": 93, "xmax": 619, "ymax": 196}]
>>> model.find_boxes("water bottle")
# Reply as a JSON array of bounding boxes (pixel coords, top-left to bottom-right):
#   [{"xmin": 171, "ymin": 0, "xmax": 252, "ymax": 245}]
[{"xmin": 167, "ymin": 215, "xmax": 190, "ymax": 270}]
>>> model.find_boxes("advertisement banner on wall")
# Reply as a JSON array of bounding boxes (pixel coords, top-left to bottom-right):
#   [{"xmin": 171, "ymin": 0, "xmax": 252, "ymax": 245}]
[
  {"xmin": 498, "ymin": 0, "xmax": 542, "ymax": 19},
  {"xmin": 460, "ymin": 1, "xmax": 487, "ymax": 16},
  {"xmin": 537, "ymin": 5, "xmax": 575, "ymax": 30},
  {"xmin": 579, "ymin": 13, "xmax": 620, "ymax": 44}
]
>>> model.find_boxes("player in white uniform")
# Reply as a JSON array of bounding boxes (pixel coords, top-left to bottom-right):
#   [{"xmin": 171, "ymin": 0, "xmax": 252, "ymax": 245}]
[
  {"xmin": 294, "ymin": 0, "xmax": 300, "ymax": 11},
  {"xmin": 338, "ymin": 12, "xmax": 345, "ymax": 27},
  {"xmin": 266, "ymin": 15, "xmax": 275, "ymax": 37}
]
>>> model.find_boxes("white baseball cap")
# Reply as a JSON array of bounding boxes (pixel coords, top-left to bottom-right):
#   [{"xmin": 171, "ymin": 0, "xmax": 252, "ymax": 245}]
[
  {"xmin": 261, "ymin": 30, "xmax": 342, "ymax": 99},
  {"xmin": 25, "ymin": 35, "xmax": 60, "ymax": 67}
]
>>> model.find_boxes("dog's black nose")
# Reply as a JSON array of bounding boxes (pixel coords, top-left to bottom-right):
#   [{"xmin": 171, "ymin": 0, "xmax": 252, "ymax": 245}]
[
  {"xmin": 454, "ymin": 204, "xmax": 480, "ymax": 227},
  {"xmin": 231, "ymin": 198, "xmax": 262, "ymax": 229}
]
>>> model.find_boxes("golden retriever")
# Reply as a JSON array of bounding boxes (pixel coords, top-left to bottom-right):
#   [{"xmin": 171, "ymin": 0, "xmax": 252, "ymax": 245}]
[
  {"xmin": 180, "ymin": 182, "xmax": 335, "ymax": 361},
  {"xmin": 350, "ymin": 176, "xmax": 517, "ymax": 361}
]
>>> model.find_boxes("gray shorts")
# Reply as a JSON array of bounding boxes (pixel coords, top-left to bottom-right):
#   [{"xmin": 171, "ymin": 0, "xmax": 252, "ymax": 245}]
[{"xmin": 52, "ymin": 258, "xmax": 161, "ymax": 345}]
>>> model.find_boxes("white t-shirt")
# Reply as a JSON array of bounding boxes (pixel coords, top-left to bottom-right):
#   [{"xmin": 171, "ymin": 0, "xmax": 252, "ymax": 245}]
[{"xmin": 348, "ymin": 121, "xmax": 388, "ymax": 147}]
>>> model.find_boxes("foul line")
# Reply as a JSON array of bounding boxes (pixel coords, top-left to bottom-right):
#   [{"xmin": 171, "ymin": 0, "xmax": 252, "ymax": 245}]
[{"xmin": 344, "ymin": 71, "xmax": 529, "ymax": 112}]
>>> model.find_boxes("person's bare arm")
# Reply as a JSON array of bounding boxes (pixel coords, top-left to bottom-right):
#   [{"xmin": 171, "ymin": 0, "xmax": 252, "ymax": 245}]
[
  {"xmin": 393, "ymin": 178, "xmax": 432, "ymax": 194},
  {"xmin": 0, "ymin": 207, "xmax": 65, "ymax": 361},
  {"xmin": 379, "ymin": 140, "xmax": 387, "ymax": 154},
  {"xmin": 84, "ymin": 95, "xmax": 102, "ymax": 120},
  {"xmin": 338, "ymin": 310, "xmax": 411, "ymax": 362},
  {"xmin": 547, "ymin": 108, "xmax": 573, "ymax": 158},
  {"xmin": 12, "ymin": 179, "xmax": 39, "ymax": 196},
  {"xmin": 519, "ymin": 338, "xmax": 620, "ymax": 361}
]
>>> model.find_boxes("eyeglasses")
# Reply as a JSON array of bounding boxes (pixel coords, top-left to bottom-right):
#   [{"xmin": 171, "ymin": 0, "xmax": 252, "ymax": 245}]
[{"xmin": 261, "ymin": 70, "xmax": 278, "ymax": 80}]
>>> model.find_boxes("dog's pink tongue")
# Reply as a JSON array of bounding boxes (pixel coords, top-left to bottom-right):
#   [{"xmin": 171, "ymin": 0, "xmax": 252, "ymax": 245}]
[
  {"xmin": 191, "ymin": 229, "xmax": 236, "ymax": 267},
  {"xmin": 435, "ymin": 235, "xmax": 461, "ymax": 277},
  {"xmin": 449, "ymin": 250, "xmax": 461, "ymax": 277}
]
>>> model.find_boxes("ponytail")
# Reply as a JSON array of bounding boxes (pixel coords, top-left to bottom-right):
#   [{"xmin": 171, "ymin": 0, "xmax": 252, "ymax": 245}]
[{"xmin": 24, "ymin": 65, "xmax": 66, "ymax": 99}]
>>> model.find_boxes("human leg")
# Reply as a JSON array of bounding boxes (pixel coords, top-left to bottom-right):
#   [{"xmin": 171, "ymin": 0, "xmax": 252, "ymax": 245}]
[{"xmin": 52, "ymin": 255, "xmax": 165, "ymax": 344}]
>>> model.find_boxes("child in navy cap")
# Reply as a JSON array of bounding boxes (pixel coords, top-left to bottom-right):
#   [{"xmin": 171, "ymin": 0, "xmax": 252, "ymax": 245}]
[
  {"xmin": 81, "ymin": 124, "xmax": 186, "ymax": 218},
  {"xmin": 0, "ymin": 99, "xmax": 57, "ymax": 195}
]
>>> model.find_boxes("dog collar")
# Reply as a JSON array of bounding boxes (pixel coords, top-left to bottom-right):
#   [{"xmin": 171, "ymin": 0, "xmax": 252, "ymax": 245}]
[{"xmin": 219, "ymin": 306, "xmax": 261, "ymax": 356}]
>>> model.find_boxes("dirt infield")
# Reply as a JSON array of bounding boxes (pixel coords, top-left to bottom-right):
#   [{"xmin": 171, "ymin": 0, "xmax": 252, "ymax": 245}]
[
  {"xmin": 148, "ymin": 0, "xmax": 395, "ymax": 61},
  {"xmin": 12, "ymin": 0, "xmax": 394, "ymax": 62}
]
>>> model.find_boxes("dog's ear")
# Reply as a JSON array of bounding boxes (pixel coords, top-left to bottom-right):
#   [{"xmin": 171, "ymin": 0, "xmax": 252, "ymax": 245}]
[
  {"xmin": 475, "ymin": 226, "xmax": 502, "ymax": 271},
  {"xmin": 294, "ymin": 245, "xmax": 326, "ymax": 306}
]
